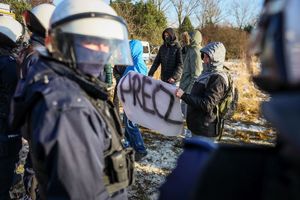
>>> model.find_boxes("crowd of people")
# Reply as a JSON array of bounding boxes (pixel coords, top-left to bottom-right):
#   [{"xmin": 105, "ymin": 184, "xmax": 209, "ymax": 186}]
[{"xmin": 0, "ymin": 0, "xmax": 300, "ymax": 199}]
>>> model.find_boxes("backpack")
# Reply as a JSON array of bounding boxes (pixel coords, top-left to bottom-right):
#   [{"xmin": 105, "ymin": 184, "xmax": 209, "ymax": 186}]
[{"xmin": 216, "ymin": 69, "xmax": 239, "ymax": 140}]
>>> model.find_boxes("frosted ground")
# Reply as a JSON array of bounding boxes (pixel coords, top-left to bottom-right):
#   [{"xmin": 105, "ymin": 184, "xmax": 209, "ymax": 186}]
[
  {"xmin": 128, "ymin": 120, "xmax": 276, "ymax": 200},
  {"xmin": 127, "ymin": 60, "xmax": 275, "ymax": 199}
]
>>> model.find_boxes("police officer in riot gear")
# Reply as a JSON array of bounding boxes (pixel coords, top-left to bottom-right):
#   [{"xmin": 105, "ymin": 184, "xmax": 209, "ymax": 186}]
[
  {"xmin": 0, "ymin": 16, "xmax": 23, "ymax": 200},
  {"xmin": 18, "ymin": 4, "xmax": 56, "ymax": 200},
  {"xmin": 160, "ymin": 0, "xmax": 300, "ymax": 199},
  {"xmin": 20, "ymin": 3, "xmax": 55, "ymax": 79},
  {"xmin": 11, "ymin": 0, "xmax": 134, "ymax": 199}
]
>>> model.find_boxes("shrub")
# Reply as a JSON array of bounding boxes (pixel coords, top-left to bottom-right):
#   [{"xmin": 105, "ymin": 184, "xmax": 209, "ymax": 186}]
[{"xmin": 200, "ymin": 25, "xmax": 249, "ymax": 59}]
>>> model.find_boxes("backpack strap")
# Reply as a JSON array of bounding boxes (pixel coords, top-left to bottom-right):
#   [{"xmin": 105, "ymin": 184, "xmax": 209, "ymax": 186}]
[{"xmin": 214, "ymin": 70, "xmax": 233, "ymax": 141}]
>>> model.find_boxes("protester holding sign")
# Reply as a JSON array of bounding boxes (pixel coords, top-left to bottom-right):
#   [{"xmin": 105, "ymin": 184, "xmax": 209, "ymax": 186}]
[
  {"xmin": 175, "ymin": 42, "xmax": 229, "ymax": 138},
  {"xmin": 122, "ymin": 40, "xmax": 148, "ymax": 161},
  {"xmin": 159, "ymin": 42, "xmax": 229, "ymax": 199}
]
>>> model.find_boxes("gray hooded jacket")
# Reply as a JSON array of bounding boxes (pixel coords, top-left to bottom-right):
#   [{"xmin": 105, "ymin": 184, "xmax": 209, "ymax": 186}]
[
  {"xmin": 179, "ymin": 30, "xmax": 203, "ymax": 93},
  {"xmin": 181, "ymin": 42, "xmax": 229, "ymax": 137}
]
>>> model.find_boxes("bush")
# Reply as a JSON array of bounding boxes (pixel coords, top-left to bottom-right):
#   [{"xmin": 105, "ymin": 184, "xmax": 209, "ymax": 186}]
[
  {"xmin": 200, "ymin": 25, "xmax": 249, "ymax": 59},
  {"xmin": 2, "ymin": 0, "xmax": 31, "ymax": 22}
]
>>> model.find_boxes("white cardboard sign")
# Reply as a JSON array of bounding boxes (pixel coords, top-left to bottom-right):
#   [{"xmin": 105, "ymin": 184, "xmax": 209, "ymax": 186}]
[{"xmin": 118, "ymin": 71, "xmax": 184, "ymax": 136}]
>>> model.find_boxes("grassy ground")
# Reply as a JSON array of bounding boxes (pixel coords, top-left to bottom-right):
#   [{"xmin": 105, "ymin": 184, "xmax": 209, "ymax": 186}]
[{"xmin": 227, "ymin": 61, "xmax": 268, "ymax": 122}]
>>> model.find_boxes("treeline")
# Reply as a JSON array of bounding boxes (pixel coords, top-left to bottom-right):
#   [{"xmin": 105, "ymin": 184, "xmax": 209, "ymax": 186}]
[
  {"xmin": 6, "ymin": 0, "xmax": 253, "ymax": 59},
  {"xmin": 112, "ymin": 1, "xmax": 252, "ymax": 59}
]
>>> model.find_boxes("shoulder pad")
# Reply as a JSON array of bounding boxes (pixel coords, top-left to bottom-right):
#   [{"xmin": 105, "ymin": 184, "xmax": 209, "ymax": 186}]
[
  {"xmin": 25, "ymin": 63, "xmax": 89, "ymax": 111},
  {"xmin": 41, "ymin": 76, "xmax": 90, "ymax": 111}
]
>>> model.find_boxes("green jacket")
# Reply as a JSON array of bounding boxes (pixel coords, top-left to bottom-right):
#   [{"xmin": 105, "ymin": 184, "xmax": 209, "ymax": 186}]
[{"xmin": 179, "ymin": 30, "xmax": 202, "ymax": 93}]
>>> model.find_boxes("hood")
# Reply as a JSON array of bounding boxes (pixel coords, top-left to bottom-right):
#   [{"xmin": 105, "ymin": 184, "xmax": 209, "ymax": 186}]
[
  {"xmin": 262, "ymin": 92, "xmax": 300, "ymax": 154},
  {"xmin": 190, "ymin": 30, "xmax": 202, "ymax": 48},
  {"xmin": 162, "ymin": 28, "xmax": 176, "ymax": 42},
  {"xmin": 124, "ymin": 40, "xmax": 148, "ymax": 76},
  {"xmin": 200, "ymin": 42, "xmax": 226, "ymax": 71}
]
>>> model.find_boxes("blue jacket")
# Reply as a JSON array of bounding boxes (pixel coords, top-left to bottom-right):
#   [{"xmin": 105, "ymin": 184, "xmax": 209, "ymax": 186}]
[{"xmin": 124, "ymin": 40, "xmax": 148, "ymax": 76}]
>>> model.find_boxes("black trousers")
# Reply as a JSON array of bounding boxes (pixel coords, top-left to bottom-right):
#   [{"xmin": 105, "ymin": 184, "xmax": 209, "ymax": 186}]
[{"xmin": 0, "ymin": 137, "xmax": 22, "ymax": 200}]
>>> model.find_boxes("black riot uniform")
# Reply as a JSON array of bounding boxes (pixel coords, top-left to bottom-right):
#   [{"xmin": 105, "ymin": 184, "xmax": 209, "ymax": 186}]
[
  {"xmin": 0, "ymin": 49, "xmax": 22, "ymax": 200},
  {"xmin": 10, "ymin": 0, "xmax": 136, "ymax": 199},
  {"xmin": 11, "ymin": 55, "xmax": 134, "ymax": 200}
]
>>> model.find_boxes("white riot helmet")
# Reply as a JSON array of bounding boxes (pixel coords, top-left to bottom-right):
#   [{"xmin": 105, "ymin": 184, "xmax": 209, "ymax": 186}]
[
  {"xmin": 23, "ymin": 3, "xmax": 55, "ymax": 38},
  {"xmin": 0, "ymin": 16, "xmax": 24, "ymax": 48},
  {"xmin": 249, "ymin": 0, "xmax": 300, "ymax": 93},
  {"xmin": 47, "ymin": 0, "xmax": 133, "ymax": 77}
]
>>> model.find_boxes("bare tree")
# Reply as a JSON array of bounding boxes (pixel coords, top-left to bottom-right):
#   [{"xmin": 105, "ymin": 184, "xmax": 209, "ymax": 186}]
[
  {"xmin": 196, "ymin": 0, "xmax": 223, "ymax": 28},
  {"xmin": 111, "ymin": 2, "xmax": 138, "ymax": 37},
  {"xmin": 169, "ymin": 0, "xmax": 201, "ymax": 29},
  {"xmin": 229, "ymin": 0, "xmax": 257, "ymax": 29},
  {"xmin": 148, "ymin": 0, "xmax": 171, "ymax": 12}
]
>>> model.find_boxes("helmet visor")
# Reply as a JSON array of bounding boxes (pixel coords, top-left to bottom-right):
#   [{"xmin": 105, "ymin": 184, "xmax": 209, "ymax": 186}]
[
  {"xmin": 58, "ymin": 33, "xmax": 132, "ymax": 67},
  {"xmin": 53, "ymin": 17, "xmax": 133, "ymax": 66}
]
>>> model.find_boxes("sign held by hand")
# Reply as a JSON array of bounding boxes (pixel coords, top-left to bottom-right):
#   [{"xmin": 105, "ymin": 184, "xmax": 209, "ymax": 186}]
[{"xmin": 118, "ymin": 71, "xmax": 184, "ymax": 136}]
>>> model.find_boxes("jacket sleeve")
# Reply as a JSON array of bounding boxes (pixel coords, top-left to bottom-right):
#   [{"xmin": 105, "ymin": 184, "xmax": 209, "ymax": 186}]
[
  {"xmin": 30, "ymin": 100, "xmax": 113, "ymax": 200},
  {"xmin": 181, "ymin": 74, "xmax": 227, "ymax": 113},
  {"xmin": 148, "ymin": 46, "xmax": 162, "ymax": 76},
  {"xmin": 171, "ymin": 46, "xmax": 183, "ymax": 81},
  {"xmin": 191, "ymin": 49, "xmax": 202, "ymax": 79},
  {"xmin": 179, "ymin": 50, "xmax": 190, "ymax": 92}
]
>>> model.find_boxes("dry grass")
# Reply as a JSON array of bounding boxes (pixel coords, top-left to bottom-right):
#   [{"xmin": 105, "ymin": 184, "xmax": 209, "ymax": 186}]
[{"xmin": 226, "ymin": 60, "xmax": 268, "ymax": 123}]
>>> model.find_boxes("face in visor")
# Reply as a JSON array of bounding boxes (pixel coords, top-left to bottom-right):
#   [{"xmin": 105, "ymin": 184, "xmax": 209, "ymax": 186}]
[
  {"xmin": 73, "ymin": 35, "xmax": 111, "ymax": 78},
  {"xmin": 49, "ymin": 14, "xmax": 133, "ymax": 78},
  {"xmin": 51, "ymin": 30, "xmax": 133, "ymax": 79}
]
